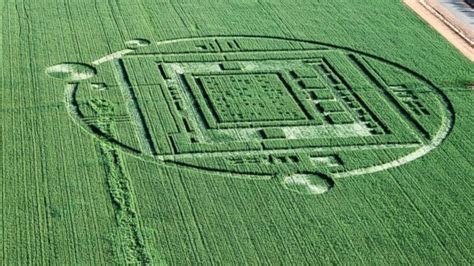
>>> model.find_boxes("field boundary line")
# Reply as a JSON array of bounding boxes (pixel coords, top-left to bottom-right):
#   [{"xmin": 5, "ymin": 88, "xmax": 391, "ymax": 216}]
[
  {"xmin": 424, "ymin": 0, "xmax": 474, "ymax": 42},
  {"xmin": 403, "ymin": 0, "xmax": 474, "ymax": 61}
]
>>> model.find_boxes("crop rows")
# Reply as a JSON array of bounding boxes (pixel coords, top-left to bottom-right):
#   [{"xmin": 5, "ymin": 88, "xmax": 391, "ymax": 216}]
[{"xmin": 1, "ymin": 0, "xmax": 473, "ymax": 264}]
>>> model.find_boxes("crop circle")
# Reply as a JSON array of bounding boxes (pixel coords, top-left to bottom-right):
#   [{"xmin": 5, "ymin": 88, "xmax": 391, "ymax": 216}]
[
  {"xmin": 50, "ymin": 36, "xmax": 453, "ymax": 194},
  {"xmin": 125, "ymin": 39, "xmax": 151, "ymax": 49},
  {"xmin": 46, "ymin": 63, "xmax": 97, "ymax": 81}
]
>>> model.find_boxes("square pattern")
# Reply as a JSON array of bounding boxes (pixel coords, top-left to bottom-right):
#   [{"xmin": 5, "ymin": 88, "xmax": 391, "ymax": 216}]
[{"xmin": 196, "ymin": 74, "xmax": 307, "ymax": 123}]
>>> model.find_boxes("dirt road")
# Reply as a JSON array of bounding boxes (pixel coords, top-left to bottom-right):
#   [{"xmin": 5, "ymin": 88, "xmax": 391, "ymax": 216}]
[{"xmin": 404, "ymin": 0, "xmax": 474, "ymax": 61}]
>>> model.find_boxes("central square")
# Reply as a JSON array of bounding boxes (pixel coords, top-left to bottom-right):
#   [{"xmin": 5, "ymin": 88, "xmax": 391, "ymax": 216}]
[{"xmin": 195, "ymin": 73, "xmax": 307, "ymax": 123}]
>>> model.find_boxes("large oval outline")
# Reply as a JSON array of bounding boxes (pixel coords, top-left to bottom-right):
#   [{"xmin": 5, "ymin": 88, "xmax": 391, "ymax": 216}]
[{"xmin": 63, "ymin": 35, "xmax": 455, "ymax": 180}]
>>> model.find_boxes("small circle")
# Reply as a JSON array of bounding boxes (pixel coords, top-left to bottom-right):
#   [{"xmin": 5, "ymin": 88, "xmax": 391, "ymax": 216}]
[
  {"xmin": 283, "ymin": 173, "xmax": 334, "ymax": 195},
  {"xmin": 125, "ymin": 39, "xmax": 151, "ymax": 49},
  {"xmin": 46, "ymin": 63, "xmax": 96, "ymax": 81}
]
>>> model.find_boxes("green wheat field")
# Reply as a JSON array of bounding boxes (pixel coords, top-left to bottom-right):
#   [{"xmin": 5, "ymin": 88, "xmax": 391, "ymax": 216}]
[{"xmin": 1, "ymin": 0, "xmax": 473, "ymax": 264}]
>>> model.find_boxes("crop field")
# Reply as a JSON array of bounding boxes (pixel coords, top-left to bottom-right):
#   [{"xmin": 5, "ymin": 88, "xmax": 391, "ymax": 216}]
[{"xmin": 1, "ymin": 0, "xmax": 473, "ymax": 264}]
